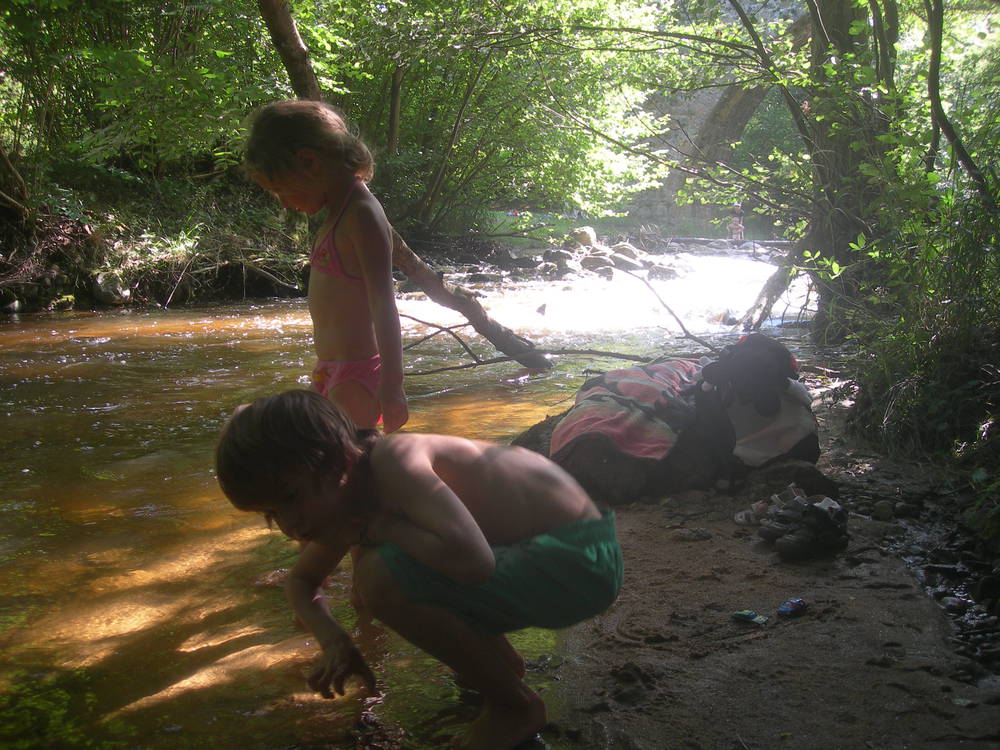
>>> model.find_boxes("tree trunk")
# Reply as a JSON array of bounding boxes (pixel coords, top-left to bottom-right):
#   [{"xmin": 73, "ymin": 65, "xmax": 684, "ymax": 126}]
[
  {"xmin": 255, "ymin": 2, "xmax": 552, "ymax": 370},
  {"xmin": 656, "ymin": 14, "xmax": 810, "ymax": 215},
  {"xmin": 386, "ymin": 63, "xmax": 405, "ymax": 156},
  {"xmin": 924, "ymin": 0, "xmax": 996, "ymax": 210},
  {"xmin": 0, "ymin": 143, "xmax": 29, "ymax": 221},
  {"xmin": 256, "ymin": 0, "xmax": 323, "ymax": 100},
  {"xmin": 417, "ymin": 53, "xmax": 490, "ymax": 225}
]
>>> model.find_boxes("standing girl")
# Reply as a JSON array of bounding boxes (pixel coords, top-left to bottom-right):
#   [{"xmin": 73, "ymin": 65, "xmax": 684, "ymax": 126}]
[{"xmin": 245, "ymin": 100, "xmax": 408, "ymax": 433}]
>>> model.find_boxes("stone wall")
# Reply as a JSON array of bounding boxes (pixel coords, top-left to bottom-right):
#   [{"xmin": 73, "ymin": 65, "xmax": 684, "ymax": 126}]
[{"xmin": 627, "ymin": 1, "xmax": 806, "ymax": 236}]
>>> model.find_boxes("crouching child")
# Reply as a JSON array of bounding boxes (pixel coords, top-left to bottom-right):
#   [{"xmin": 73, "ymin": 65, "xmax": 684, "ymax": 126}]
[{"xmin": 215, "ymin": 389, "xmax": 623, "ymax": 750}]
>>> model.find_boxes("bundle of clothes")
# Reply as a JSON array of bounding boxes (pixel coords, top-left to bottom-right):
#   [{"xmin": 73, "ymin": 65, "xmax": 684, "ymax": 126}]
[
  {"xmin": 544, "ymin": 333, "xmax": 822, "ymax": 503},
  {"xmin": 521, "ymin": 333, "xmax": 849, "ymax": 560}
]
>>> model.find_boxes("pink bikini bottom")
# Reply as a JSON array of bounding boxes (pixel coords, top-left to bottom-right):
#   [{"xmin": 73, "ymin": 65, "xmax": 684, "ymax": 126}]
[{"xmin": 311, "ymin": 354, "xmax": 381, "ymax": 398}]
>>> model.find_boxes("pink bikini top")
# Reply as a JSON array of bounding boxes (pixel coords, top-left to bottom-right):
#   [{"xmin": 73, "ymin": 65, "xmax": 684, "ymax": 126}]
[{"xmin": 310, "ymin": 178, "xmax": 362, "ymax": 280}]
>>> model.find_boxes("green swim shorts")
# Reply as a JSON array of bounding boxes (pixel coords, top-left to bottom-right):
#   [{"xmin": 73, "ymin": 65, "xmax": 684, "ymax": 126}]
[{"xmin": 378, "ymin": 509, "xmax": 623, "ymax": 634}]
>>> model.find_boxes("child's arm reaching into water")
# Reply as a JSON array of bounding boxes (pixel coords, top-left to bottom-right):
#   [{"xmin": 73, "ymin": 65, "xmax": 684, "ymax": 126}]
[{"xmin": 286, "ymin": 536, "xmax": 377, "ymax": 697}]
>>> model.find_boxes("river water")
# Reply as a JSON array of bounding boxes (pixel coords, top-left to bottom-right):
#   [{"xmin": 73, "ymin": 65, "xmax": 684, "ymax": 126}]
[{"xmin": 0, "ymin": 249, "xmax": 811, "ymax": 749}]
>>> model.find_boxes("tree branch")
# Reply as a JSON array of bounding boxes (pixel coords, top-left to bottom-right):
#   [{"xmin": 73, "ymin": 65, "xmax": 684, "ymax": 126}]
[
  {"xmin": 405, "ymin": 347, "xmax": 652, "ymax": 377},
  {"xmin": 924, "ymin": 0, "xmax": 996, "ymax": 209},
  {"xmin": 620, "ymin": 269, "xmax": 720, "ymax": 355},
  {"xmin": 399, "ymin": 313, "xmax": 481, "ymax": 361},
  {"xmin": 256, "ymin": 0, "xmax": 323, "ymax": 100},
  {"xmin": 390, "ymin": 229, "xmax": 552, "ymax": 369}
]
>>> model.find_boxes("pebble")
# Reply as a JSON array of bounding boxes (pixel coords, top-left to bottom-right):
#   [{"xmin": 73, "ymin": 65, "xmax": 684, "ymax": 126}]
[
  {"xmin": 941, "ymin": 596, "xmax": 969, "ymax": 614},
  {"xmin": 872, "ymin": 500, "xmax": 895, "ymax": 521}
]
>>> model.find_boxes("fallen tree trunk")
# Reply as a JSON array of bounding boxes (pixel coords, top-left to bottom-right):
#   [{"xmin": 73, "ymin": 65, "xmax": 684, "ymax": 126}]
[
  {"xmin": 739, "ymin": 244, "xmax": 801, "ymax": 330},
  {"xmin": 390, "ymin": 229, "xmax": 551, "ymax": 370}
]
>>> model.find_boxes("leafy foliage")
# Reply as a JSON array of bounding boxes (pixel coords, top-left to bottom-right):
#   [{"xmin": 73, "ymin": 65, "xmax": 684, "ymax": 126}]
[
  {"xmin": 0, "ymin": 0, "xmax": 288, "ymax": 175},
  {"xmin": 292, "ymin": 0, "xmax": 660, "ymax": 231},
  {"xmin": 0, "ymin": 0, "xmax": 661, "ymax": 234}
]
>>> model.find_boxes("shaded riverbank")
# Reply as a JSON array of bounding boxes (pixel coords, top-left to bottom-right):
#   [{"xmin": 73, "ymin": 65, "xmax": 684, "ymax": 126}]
[{"xmin": 545, "ymin": 373, "xmax": 1000, "ymax": 749}]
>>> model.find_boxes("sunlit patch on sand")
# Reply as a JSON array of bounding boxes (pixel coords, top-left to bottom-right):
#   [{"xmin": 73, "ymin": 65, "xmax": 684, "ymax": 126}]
[
  {"xmin": 83, "ymin": 526, "xmax": 269, "ymax": 594},
  {"xmin": 177, "ymin": 623, "xmax": 267, "ymax": 653},
  {"xmin": 114, "ymin": 638, "xmax": 352, "ymax": 715}
]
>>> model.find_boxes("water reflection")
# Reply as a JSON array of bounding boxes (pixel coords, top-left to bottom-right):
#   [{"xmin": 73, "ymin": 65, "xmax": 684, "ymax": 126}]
[{"xmin": 0, "ymin": 254, "xmax": 811, "ymax": 748}]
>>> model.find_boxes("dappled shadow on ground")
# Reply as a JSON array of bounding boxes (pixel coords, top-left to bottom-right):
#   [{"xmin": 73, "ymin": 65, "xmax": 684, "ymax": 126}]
[{"xmin": 2, "ymin": 523, "xmax": 413, "ymax": 748}]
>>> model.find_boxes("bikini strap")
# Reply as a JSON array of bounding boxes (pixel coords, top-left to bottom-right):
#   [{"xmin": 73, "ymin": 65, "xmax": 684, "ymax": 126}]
[{"xmin": 329, "ymin": 177, "xmax": 362, "ymax": 232}]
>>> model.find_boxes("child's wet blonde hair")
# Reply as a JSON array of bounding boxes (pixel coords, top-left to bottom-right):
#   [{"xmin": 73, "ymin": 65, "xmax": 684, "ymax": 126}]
[
  {"xmin": 215, "ymin": 389, "xmax": 378, "ymax": 513},
  {"xmin": 244, "ymin": 99, "xmax": 375, "ymax": 181}
]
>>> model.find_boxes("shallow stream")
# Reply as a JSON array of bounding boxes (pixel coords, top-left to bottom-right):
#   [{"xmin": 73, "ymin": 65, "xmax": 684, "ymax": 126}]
[{"xmin": 0, "ymin": 249, "xmax": 812, "ymax": 748}]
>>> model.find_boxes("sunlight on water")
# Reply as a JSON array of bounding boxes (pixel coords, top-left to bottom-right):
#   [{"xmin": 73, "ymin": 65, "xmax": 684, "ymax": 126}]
[
  {"xmin": 472, "ymin": 254, "xmax": 782, "ymax": 333},
  {"xmin": 399, "ymin": 251, "xmax": 808, "ymax": 338},
  {"xmin": 0, "ymin": 251, "xmax": 812, "ymax": 748}
]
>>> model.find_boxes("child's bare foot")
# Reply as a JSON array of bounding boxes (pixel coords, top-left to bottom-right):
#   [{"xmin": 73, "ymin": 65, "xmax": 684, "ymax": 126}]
[{"xmin": 452, "ymin": 692, "xmax": 546, "ymax": 750}]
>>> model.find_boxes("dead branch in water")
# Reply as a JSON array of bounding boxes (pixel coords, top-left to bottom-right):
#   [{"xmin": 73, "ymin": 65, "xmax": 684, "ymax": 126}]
[
  {"xmin": 738, "ymin": 255, "xmax": 798, "ymax": 331},
  {"xmin": 401, "ymin": 261, "xmax": 739, "ymax": 375},
  {"xmin": 391, "ymin": 229, "xmax": 552, "ymax": 370},
  {"xmin": 400, "ymin": 313, "xmax": 481, "ymax": 361},
  {"xmin": 621, "ymin": 268, "xmax": 721, "ymax": 355},
  {"xmin": 399, "ymin": 313, "xmax": 655, "ymax": 376}
]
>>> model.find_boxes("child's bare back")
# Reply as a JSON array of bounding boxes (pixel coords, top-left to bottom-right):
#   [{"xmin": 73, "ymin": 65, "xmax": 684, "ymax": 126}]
[{"xmin": 371, "ymin": 433, "xmax": 600, "ymax": 547}]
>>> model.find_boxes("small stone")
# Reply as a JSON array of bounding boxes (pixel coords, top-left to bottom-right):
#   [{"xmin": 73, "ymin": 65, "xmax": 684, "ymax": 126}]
[
  {"xmin": 872, "ymin": 500, "xmax": 895, "ymax": 521},
  {"xmin": 940, "ymin": 596, "xmax": 968, "ymax": 614}
]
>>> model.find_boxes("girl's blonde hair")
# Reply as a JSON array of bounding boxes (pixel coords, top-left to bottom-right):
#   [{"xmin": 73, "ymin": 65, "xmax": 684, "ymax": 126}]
[{"xmin": 244, "ymin": 100, "xmax": 375, "ymax": 181}]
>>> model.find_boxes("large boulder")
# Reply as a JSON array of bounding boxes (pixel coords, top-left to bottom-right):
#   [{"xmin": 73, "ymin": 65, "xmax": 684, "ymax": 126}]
[
  {"xmin": 92, "ymin": 272, "xmax": 131, "ymax": 305},
  {"xmin": 571, "ymin": 226, "xmax": 599, "ymax": 247}
]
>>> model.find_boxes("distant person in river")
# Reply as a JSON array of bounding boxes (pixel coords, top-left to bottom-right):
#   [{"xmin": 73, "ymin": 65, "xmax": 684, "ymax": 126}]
[
  {"xmin": 727, "ymin": 216, "xmax": 745, "ymax": 241},
  {"xmin": 215, "ymin": 389, "xmax": 623, "ymax": 750},
  {"xmin": 728, "ymin": 202, "xmax": 745, "ymax": 241},
  {"xmin": 244, "ymin": 99, "xmax": 407, "ymax": 434}
]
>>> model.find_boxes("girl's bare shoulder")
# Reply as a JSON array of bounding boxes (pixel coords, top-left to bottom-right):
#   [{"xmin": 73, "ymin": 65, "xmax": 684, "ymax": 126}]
[{"xmin": 343, "ymin": 184, "xmax": 390, "ymax": 228}]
